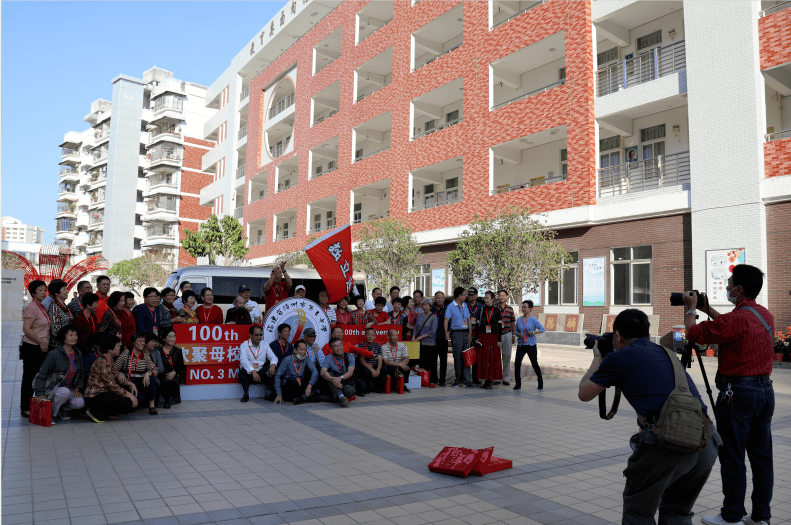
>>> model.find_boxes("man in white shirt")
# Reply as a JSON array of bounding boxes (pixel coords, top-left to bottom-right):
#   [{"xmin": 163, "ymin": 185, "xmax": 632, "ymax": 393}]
[
  {"xmin": 365, "ymin": 287, "xmax": 383, "ymax": 311},
  {"xmin": 238, "ymin": 284, "xmax": 262, "ymax": 324},
  {"xmin": 172, "ymin": 281, "xmax": 192, "ymax": 310},
  {"xmin": 238, "ymin": 325, "xmax": 277, "ymax": 402}
]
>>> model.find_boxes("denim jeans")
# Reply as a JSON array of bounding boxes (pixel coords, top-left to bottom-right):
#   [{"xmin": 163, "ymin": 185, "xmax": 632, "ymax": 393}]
[
  {"xmin": 451, "ymin": 331, "xmax": 471, "ymax": 383},
  {"xmin": 714, "ymin": 377, "xmax": 774, "ymax": 523}
]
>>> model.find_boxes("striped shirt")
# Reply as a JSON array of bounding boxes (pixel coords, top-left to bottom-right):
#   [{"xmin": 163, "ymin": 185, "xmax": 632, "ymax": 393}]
[
  {"xmin": 356, "ymin": 342, "xmax": 383, "ymax": 367},
  {"xmin": 498, "ymin": 304, "xmax": 516, "ymax": 332},
  {"xmin": 115, "ymin": 350, "xmax": 157, "ymax": 379}
]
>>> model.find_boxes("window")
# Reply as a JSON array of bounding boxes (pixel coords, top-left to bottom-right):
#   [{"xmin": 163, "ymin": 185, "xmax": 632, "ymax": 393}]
[
  {"xmin": 561, "ymin": 149, "xmax": 568, "ymax": 180},
  {"xmin": 446, "ymin": 177, "xmax": 459, "ymax": 201},
  {"xmin": 559, "ymin": 67, "xmax": 566, "ymax": 80},
  {"xmin": 314, "ymin": 213, "xmax": 322, "ymax": 230},
  {"xmin": 212, "ymin": 277, "xmax": 263, "ymax": 305},
  {"xmin": 327, "ymin": 160, "xmax": 336, "ymax": 170},
  {"xmin": 600, "ymin": 136, "xmax": 620, "ymax": 152},
  {"xmin": 356, "ymin": 149, "xmax": 363, "ymax": 160},
  {"xmin": 547, "ymin": 251, "xmax": 578, "ymax": 305},
  {"xmin": 327, "ymin": 210, "xmax": 335, "ymax": 228},
  {"xmin": 315, "ymin": 165, "xmax": 323, "ymax": 175},
  {"xmin": 446, "ymin": 110, "xmax": 459, "ymax": 123},
  {"xmin": 412, "ymin": 264, "xmax": 431, "ymax": 296},
  {"xmin": 425, "ymin": 119, "xmax": 436, "ymax": 131},
  {"xmin": 637, "ymin": 30, "xmax": 662, "ymax": 51},
  {"xmin": 354, "ymin": 202, "xmax": 362, "ymax": 222},
  {"xmin": 597, "ymin": 47, "xmax": 618, "ymax": 66},
  {"xmin": 611, "ymin": 245, "xmax": 652, "ymax": 305},
  {"xmin": 600, "ymin": 136, "xmax": 621, "ymax": 176},
  {"xmin": 641, "ymin": 124, "xmax": 665, "ymax": 143}
]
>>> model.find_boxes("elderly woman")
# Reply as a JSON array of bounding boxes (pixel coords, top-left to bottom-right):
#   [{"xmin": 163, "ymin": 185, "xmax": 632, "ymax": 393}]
[
  {"xmin": 97, "ymin": 291, "xmax": 125, "ymax": 338},
  {"xmin": 120, "ymin": 291, "xmax": 137, "ymax": 348},
  {"xmin": 156, "ymin": 328, "xmax": 185, "ymax": 408},
  {"xmin": 33, "ymin": 325, "xmax": 86, "ymax": 421},
  {"xmin": 334, "ymin": 296, "xmax": 353, "ymax": 325},
  {"xmin": 73, "ymin": 292, "xmax": 100, "ymax": 353},
  {"xmin": 161, "ymin": 287, "xmax": 185, "ymax": 324},
  {"xmin": 177, "ymin": 290, "xmax": 199, "ymax": 324},
  {"xmin": 402, "ymin": 295, "xmax": 416, "ymax": 339},
  {"xmin": 413, "ymin": 300, "xmax": 439, "ymax": 385},
  {"xmin": 476, "ymin": 291, "xmax": 503, "ymax": 389},
  {"xmin": 116, "ymin": 332, "xmax": 159, "ymax": 415},
  {"xmin": 21, "ymin": 279, "xmax": 50, "ymax": 417},
  {"xmin": 83, "ymin": 334, "xmax": 138, "ymax": 423},
  {"xmin": 47, "ymin": 279, "xmax": 74, "ymax": 350}
]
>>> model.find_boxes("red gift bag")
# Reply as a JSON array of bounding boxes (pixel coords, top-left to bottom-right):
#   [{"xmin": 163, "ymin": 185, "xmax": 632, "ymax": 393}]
[
  {"xmin": 462, "ymin": 346, "xmax": 477, "ymax": 368},
  {"xmin": 384, "ymin": 376, "xmax": 391, "ymax": 394},
  {"xmin": 29, "ymin": 398, "xmax": 52, "ymax": 428},
  {"xmin": 395, "ymin": 375, "xmax": 405, "ymax": 394},
  {"xmin": 413, "ymin": 367, "xmax": 431, "ymax": 387},
  {"xmin": 428, "ymin": 447, "xmax": 484, "ymax": 478}
]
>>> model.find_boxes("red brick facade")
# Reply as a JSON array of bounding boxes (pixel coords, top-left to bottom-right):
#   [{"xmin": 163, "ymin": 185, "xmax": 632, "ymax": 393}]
[
  {"xmin": 759, "ymin": 7, "xmax": 791, "ymax": 70},
  {"xmin": 766, "ymin": 201, "xmax": 791, "ymax": 330},
  {"xmin": 244, "ymin": 0, "xmax": 595, "ymax": 258},
  {"xmin": 764, "ymin": 136, "xmax": 791, "ymax": 179},
  {"xmin": 179, "ymin": 137, "xmax": 215, "ymax": 266}
]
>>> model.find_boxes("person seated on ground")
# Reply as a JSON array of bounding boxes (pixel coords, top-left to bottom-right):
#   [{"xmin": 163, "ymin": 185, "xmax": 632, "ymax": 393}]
[
  {"xmin": 274, "ymin": 340, "xmax": 319, "ymax": 405},
  {"xmin": 334, "ymin": 296, "xmax": 353, "ymax": 326},
  {"xmin": 321, "ymin": 326, "xmax": 374, "ymax": 361},
  {"xmin": 157, "ymin": 328, "xmax": 186, "ymax": 408},
  {"xmin": 84, "ymin": 334, "xmax": 138, "ymax": 423},
  {"xmin": 195, "ymin": 287, "xmax": 223, "ymax": 324},
  {"xmin": 239, "ymin": 325, "xmax": 277, "ymax": 402},
  {"xmin": 116, "ymin": 332, "xmax": 159, "ymax": 415},
  {"xmin": 320, "ymin": 338, "xmax": 356, "ymax": 407},
  {"xmin": 371, "ymin": 296, "xmax": 391, "ymax": 327},
  {"xmin": 355, "ymin": 327, "xmax": 384, "ymax": 394},
  {"xmin": 302, "ymin": 328, "xmax": 325, "ymax": 370},
  {"xmin": 266, "ymin": 323, "xmax": 294, "ymax": 400},
  {"xmin": 177, "ymin": 290, "xmax": 199, "ymax": 324},
  {"xmin": 225, "ymin": 296, "xmax": 253, "ymax": 325},
  {"xmin": 97, "ymin": 291, "xmax": 125, "ymax": 339},
  {"xmin": 317, "ymin": 290, "xmax": 337, "ymax": 324},
  {"xmin": 293, "ymin": 284, "xmax": 307, "ymax": 298},
  {"xmin": 381, "ymin": 328, "xmax": 411, "ymax": 392},
  {"xmin": 33, "ymin": 325, "xmax": 86, "ymax": 422},
  {"xmin": 73, "ymin": 292, "xmax": 100, "ymax": 353},
  {"xmin": 350, "ymin": 296, "xmax": 375, "ymax": 326}
]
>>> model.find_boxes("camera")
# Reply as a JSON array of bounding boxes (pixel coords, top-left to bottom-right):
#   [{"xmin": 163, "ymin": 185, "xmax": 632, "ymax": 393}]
[
  {"xmin": 584, "ymin": 332, "xmax": 615, "ymax": 358},
  {"xmin": 670, "ymin": 290, "xmax": 707, "ymax": 310}
]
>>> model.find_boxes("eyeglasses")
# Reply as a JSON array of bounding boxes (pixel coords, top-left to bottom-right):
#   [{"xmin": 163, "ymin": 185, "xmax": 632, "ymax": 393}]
[{"xmin": 145, "ymin": 294, "xmax": 159, "ymax": 299}]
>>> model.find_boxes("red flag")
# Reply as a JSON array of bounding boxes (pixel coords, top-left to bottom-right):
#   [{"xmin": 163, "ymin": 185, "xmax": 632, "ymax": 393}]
[{"xmin": 304, "ymin": 223, "xmax": 355, "ymax": 303}]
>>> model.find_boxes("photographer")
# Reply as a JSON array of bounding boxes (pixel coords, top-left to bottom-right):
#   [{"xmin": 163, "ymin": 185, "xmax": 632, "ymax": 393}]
[
  {"xmin": 578, "ymin": 309, "xmax": 719, "ymax": 524},
  {"xmin": 683, "ymin": 264, "xmax": 774, "ymax": 525}
]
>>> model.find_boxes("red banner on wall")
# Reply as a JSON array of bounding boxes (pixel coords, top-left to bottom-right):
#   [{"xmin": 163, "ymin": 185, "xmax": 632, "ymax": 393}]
[
  {"xmin": 303, "ymin": 224, "xmax": 354, "ymax": 303},
  {"xmin": 173, "ymin": 324, "xmax": 249, "ymax": 385},
  {"xmin": 340, "ymin": 325, "xmax": 401, "ymax": 345}
]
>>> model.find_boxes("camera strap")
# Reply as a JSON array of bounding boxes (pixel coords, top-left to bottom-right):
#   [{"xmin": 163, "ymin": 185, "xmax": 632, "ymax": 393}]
[{"xmin": 598, "ymin": 387, "xmax": 621, "ymax": 420}]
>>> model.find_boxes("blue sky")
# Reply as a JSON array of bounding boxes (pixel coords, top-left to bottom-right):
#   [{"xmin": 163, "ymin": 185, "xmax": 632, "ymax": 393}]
[{"xmin": 1, "ymin": 1, "xmax": 283, "ymax": 243}]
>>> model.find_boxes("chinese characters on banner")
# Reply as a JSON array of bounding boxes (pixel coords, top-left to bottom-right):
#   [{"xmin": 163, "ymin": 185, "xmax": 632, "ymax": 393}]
[
  {"xmin": 173, "ymin": 325, "xmax": 250, "ymax": 385},
  {"xmin": 303, "ymin": 224, "xmax": 354, "ymax": 303}
]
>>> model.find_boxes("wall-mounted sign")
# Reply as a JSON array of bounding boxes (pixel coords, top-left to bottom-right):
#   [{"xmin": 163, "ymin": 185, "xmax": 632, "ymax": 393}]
[
  {"xmin": 706, "ymin": 248, "xmax": 745, "ymax": 304},
  {"xmin": 582, "ymin": 257, "xmax": 606, "ymax": 306}
]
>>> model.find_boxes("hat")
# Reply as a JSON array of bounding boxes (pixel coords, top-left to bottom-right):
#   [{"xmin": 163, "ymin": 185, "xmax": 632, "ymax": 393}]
[
  {"xmin": 238, "ymin": 284, "xmax": 251, "ymax": 293},
  {"xmin": 468, "ymin": 287, "xmax": 478, "ymax": 295},
  {"xmin": 295, "ymin": 285, "xmax": 306, "ymax": 292},
  {"xmin": 303, "ymin": 327, "xmax": 316, "ymax": 336}
]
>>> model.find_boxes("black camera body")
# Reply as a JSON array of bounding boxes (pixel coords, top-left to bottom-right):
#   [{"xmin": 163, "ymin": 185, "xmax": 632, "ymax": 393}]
[
  {"xmin": 584, "ymin": 332, "xmax": 615, "ymax": 358},
  {"xmin": 670, "ymin": 290, "xmax": 707, "ymax": 310}
]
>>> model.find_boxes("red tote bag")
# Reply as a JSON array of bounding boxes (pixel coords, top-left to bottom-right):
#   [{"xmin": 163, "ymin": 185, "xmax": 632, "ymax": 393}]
[
  {"xmin": 462, "ymin": 346, "xmax": 477, "ymax": 368},
  {"xmin": 29, "ymin": 398, "xmax": 52, "ymax": 428}
]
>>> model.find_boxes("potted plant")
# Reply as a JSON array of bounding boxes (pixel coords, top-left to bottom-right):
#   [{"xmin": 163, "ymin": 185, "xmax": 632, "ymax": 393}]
[{"xmin": 774, "ymin": 328, "xmax": 790, "ymax": 362}]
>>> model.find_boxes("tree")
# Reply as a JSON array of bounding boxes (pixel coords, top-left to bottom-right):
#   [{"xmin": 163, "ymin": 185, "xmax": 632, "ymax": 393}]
[
  {"xmin": 182, "ymin": 214, "xmax": 249, "ymax": 266},
  {"xmin": 107, "ymin": 251, "xmax": 174, "ymax": 295},
  {"xmin": 353, "ymin": 218, "xmax": 420, "ymax": 294},
  {"xmin": 447, "ymin": 205, "xmax": 569, "ymax": 299}
]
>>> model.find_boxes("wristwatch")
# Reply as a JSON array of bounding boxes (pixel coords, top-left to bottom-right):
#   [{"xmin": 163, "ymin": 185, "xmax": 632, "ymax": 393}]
[{"xmin": 685, "ymin": 310, "xmax": 697, "ymax": 317}]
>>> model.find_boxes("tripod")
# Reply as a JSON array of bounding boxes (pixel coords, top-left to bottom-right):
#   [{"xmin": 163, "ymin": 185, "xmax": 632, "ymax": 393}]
[{"xmin": 680, "ymin": 340, "xmax": 716, "ymax": 409}]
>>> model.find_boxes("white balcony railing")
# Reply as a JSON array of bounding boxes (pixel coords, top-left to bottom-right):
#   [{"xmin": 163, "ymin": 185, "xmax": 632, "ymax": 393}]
[
  {"xmin": 491, "ymin": 0, "xmax": 545, "ymax": 29},
  {"xmin": 413, "ymin": 42, "xmax": 462, "ymax": 71},
  {"xmin": 60, "ymin": 167, "xmax": 78, "ymax": 177},
  {"xmin": 146, "ymin": 197, "xmax": 177, "ymax": 213},
  {"xmin": 149, "ymin": 149, "xmax": 183, "ymax": 163},
  {"xmin": 598, "ymin": 150, "xmax": 690, "ymax": 197},
  {"xmin": 314, "ymin": 110, "xmax": 337, "ymax": 125},
  {"xmin": 356, "ymin": 81, "xmax": 392, "ymax": 103},
  {"xmin": 312, "ymin": 166, "xmax": 337, "ymax": 179},
  {"xmin": 150, "ymin": 127, "xmax": 182, "ymax": 141},
  {"xmin": 275, "ymin": 231, "xmax": 296, "ymax": 241},
  {"xmin": 94, "ymin": 129, "xmax": 109, "ymax": 141},
  {"xmin": 57, "ymin": 202, "xmax": 77, "ymax": 214},
  {"xmin": 269, "ymin": 137, "xmax": 291, "ymax": 159},
  {"xmin": 146, "ymin": 223, "xmax": 174, "ymax": 238},
  {"xmin": 491, "ymin": 173, "xmax": 567, "ymax": 195},
  {"xmin": 147, "ymin": 173, "xmax": 177, "ymax": 189},
  {"xmin": 61, "ymin": 148, "xmax": 79, "ymax": 158},
  {"xmin": 233, "ymin": 206, "xmax": 244, "ymax": 219},
  {"xmin": 59, "ymin": 183, "xmax": 78, "ymax": 195},
  {"xmin": 765, "ymin": 128, "xmax": 791, "ymax": 142},
  {"xmin": 56, "ymin": 219, "xmax": 76, "ymax": 232},
  {"xmin": 413, "ymin": 117, "xmax": 463, "ymax": 140},
  {"xmin": 411, "ymin": 195, "xmax": 462, "ymax": 211},
  {"xmin": 354, "ymin": 146, "xmax": 391, "ymax": 163},
  {"xmin": 352, "ymin": 211, "xmax": 389, "ymax": 224},
  {"xmin": 238, "ymin": 124, "xmax": 248, "ymax": 140},
  {"xmin": 760, "ymin": 0, "xmax": 791, "ymax": 17},
  {"xmin": 492, "ymin": 79, "xmax": 565, "ymax": 110},
  {"xmin": 249, "ymin": 236, "xmax": 265, "ymax": 247},
  {"xmin": 90, "ymin": 189, "xmax": 106, "ymax": 204},
  {"xmin": 268, "ymin": 92, "xmax": 295, "ymax": 120},
  {"xmin": 153, "ymin": 96, "xmax": 183, "ymax": 113},
  {"xmin": 276, "ymin": 181, "xmax": 298, "ymax": 193},
  {"xmin": 597, "ymin": 40, "xmax": 686, "ymax": 97},
  {"xmin": 240, "ymin": 85, "xmax": 250, "ymax": 101},
  {"xmin": 236, "ymin": 165, "xmax": 246, "ymax": 179}
]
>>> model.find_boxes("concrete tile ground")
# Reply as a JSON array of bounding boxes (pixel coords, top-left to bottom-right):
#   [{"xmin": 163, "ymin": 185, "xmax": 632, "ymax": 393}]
[{"xmin": 3, "ymin": 321, "xmax": 791, "ymax": 525}]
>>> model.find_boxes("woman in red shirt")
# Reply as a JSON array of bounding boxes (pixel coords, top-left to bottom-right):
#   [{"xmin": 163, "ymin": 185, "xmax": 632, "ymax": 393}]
[
  {"xmin": 119, "ymin": 292, "xmax": 138, "ymax": 349},
  {"xmin": 195, "ymin": 288, "xmax": 223, "ymax": 324},
  {"xmin": 334, "ymin": 296, "xmax": 353, "ymax": 325}
]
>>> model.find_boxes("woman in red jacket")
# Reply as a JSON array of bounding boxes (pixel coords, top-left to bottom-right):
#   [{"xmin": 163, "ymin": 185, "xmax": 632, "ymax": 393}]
[{"xmin": 195, "ymin": 288, "xmax": 223, "ymax": 324}]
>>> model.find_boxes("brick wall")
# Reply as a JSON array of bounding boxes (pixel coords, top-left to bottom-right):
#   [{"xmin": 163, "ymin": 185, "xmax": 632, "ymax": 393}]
[
  {"xmin": 759, "ymin": 7, "xmax": 791, "ymax": 70},
  {"xmin": 766, "ymin": 201, "xmax": 791, "ymax": 330},
  {"xmin": 178, "ymin": 138, "xmax": 215, "ymax": 266},
  {"xmin": 245, "ymin": 0, "xmax": 595, "ymax": 259},
  {"xmin": 764, "ymin": 136, "xmax": 791, "ymax": 178}
]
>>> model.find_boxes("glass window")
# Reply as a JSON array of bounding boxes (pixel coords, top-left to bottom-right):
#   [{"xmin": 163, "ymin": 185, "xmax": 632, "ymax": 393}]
[
  {"xmin": 637, "ymin": 30, "xmax": 662, "ymax": 51},
  {"xmin": 611, "ymin": 245, "xmax": 652, "ymax": 305},
  {"xmin": 559, "ymin": 67, "xmax": 566, "ymax": 80},
  {"xmin": 425, "ymin": 119, "xmax": 435, "ymax": 131},
  {"xmin": 641, "ymin": 124, "xmax": 666, "ymax": 143},
  {"xmin": 446, "ymin": 110, "xmax": 459, "ymax": 123},
  {"xmin": 547, "ymin": 251, "xmax": 578, "ymax": 305},
  {"xmin": 600, "ymin": 136, "xmax": 620, "ymax": 152},
  {"xmin": 597, "ymin": 47, "xmax": 619, "ymax": 66},
  {"xmin": 547, "ymin": 281, "xmax": 559, "ymax": 305}
]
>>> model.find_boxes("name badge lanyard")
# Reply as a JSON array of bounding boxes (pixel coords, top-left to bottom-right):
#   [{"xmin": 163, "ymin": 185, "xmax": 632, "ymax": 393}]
[
  {"xmin": 388, "ymin": 343, "xmax": 399, "ymax": 364},
  {"xmin": 292, "ymin": 355, "xmax": 304, "ymax": 386},
  {"xmin": 36, "ymin": 302, "xmax": 51, "ymax": 330},
  {"xmin": 250, "ymin": 343, "xmax": 261, "ymax": 370},
  {"xmin": 332, "ymin": 354, "xmax": 345, "ymax": 376},
  {"xmin": 201, "ymin": 305, "xmax": 214, "ymax": 324},
  {"xmin": 147, "ymin": 306, "xmax": 158, "ymax": 333},
  {"xmin": 128, "ymin": 351, "xmax": 140, "ymax": 379},
  {"xmin": 485, "ymin": 307, "xmax": 494, "ymax": 333},
  {"xmin": 56, "ymin": 301, "xmax": 74, "ymax": 321}
]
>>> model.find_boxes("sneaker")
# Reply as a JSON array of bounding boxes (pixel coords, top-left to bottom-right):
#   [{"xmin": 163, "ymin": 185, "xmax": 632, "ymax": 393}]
[
  {"xmin": 492, "ymin": 380, "xmax": 501, "ymax": 385},
  {"xmin": 466, "ymin": 383, "xmax": 473, "ymax": 389},
  {"xmin": 85, "ymin": 408, "xmax": 105, "ymax": 424},
  {"xmin": 403, "ymin": 387, "xmax": 411, "ymax": 393},
  {"xmin": 58, "ymin": 410, "xmax": 71, "ymax": 420},
  {"xmin": 702, "ymin": 515, "xmax": 743, "ymax": 525},
  {"xmin": 339, "ymin": 397, "xmax": 349, "ymax": 408},
  {"xmin": 451, "ymin": 382, "xmax": 460, "ymax": 388},
  {"xmin": 502, "ymin": 381, "xmax": 510, "ymax": 386},
  {"xmin": 743, "ymin": 518, "xmax": 769, "ymax": 525},
  {"xmin": 240, "ymin": 394, "xmax": 250, "ymax": 403}
]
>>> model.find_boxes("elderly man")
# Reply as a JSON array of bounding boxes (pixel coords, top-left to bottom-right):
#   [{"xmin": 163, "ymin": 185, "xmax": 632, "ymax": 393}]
[
  {"xmin": 384, "ymin": 286, "xmax": 400, "ymax": 314},
  {"xmin": 134, "ymin": 288, "xmax": 165, "ymax": 335},
  {"xmin": 225, "ymin": 296, "xmax": 253, "ymax": 325},
  {"xmin": 239, "ymin": 325, "xmax": 277, "ymax": 402},
  {"xmin": 318, "ymin": 290, "xmax": 337, "ymax": 324},
  {"xmin": 172, "ymin": 281, "xmax": 192, "ymax": 310},
  {"xmin": 68, "ymin": 280, "xmax": 93, "ymax": 316},
  {"xmin": 293, "ymin": 285, "xmax": 307, "ymax": 298},
  {"xmin": 238, "ymin": 285, "xmax": 262, "ymax": 324},
  {"xmin": 274, "ymin": 340, "xmax": 318, "ymax": 405},
  {"xmin": 412, "ymin": 289, "xmax": 424, "ymax": 311},
  {"xmin": 321, "ymin": 326, "xmax": 373, "ymax": 361},
  {"xmin": 302, "ymin": 328, "xmax": 325, "ymax": 370},
  {"xmin": 355, "ymin": 327, "xmax": 384, "ymax": 394},
  {"xmin": 444, "ymin": 287, "xmax": 473, "ymax": 389},
  {"xmin": 320, "ymin": 338, "xmax": 356, "ymax": 407},
  {"xmin": 264, "ymin": 262, "xmax": 292, "ymax": 311},
  {"xmin": 381, "ymin": 328, "xmax": 411, "ymax": 392},
  {"xmin": 95, "ymin": 276, "xmax": 112, "ymax": 321},
  {"xmin": 365, "ymin": 287, "xmax": 383, "ymax": 311}
]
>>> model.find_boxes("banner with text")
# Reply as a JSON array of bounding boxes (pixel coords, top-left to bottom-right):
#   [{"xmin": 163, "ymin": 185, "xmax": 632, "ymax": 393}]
[
  {"xmin": 304, "ymin": 224, "xmax": 354, "ymax": 303},
  {"xmin": 173, "ymin": 324, "xmax": 248, "ymax": 385}
]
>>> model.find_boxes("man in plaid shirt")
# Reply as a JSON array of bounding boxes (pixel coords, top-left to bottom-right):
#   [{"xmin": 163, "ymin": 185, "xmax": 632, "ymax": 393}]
[{"xmin": 351, "ymin": 296, "xmax": 376, "ymax": 326}]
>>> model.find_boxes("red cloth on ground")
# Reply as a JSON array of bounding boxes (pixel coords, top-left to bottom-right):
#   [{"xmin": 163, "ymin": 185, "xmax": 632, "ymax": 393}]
[{"xmin": 476, "ymin": 332, "xmax": 503, "ymax": 381}]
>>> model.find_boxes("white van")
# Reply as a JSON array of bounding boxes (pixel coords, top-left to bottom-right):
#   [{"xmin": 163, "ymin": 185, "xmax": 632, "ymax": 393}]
[{"xmin": 163, "ymin": 265, "xmax": 367, "ymax": 315}]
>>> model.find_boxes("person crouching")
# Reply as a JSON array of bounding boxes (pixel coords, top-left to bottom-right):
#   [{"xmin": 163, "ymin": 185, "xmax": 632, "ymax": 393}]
[
  {"xmin": 273, "ymin": 340, "xmax": 318, "ymax": 405},
  {"xmin": 320, "ymin": 338, "xmax": 356, "ymax": 407}
]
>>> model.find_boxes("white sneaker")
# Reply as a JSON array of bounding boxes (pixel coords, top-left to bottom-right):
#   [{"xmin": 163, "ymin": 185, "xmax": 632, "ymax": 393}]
[
  {"xmin": 743, "ymin": 517, "xmax": 768, "ymax": 525},
  {"xmin": 702, "ymin": 515, "xmax": 742, "ymax": 525}
]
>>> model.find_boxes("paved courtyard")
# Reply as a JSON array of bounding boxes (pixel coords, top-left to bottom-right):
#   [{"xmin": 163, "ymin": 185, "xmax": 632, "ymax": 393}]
[{"xmin": 3, "ymin": 321, "xmax": 791, "ymax": 525}]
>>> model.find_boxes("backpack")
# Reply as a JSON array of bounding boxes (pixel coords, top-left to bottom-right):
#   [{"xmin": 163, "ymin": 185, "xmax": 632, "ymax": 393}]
[{"xmin": 638, "ymin": 347, "xmax": 713, "ymax": 453}]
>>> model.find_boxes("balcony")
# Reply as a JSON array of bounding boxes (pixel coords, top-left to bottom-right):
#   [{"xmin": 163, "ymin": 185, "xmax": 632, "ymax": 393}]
[
  {"xmin": 491, "ymin": 0, "xmax": 546, "ymax": 29},
  {"xmin": 268, "ymin": 92, "xmax": 295, "ymax": 120},
  {"xmin": 89, "ymin": 168, "xmax": 107, "ymax": 187},
  {"xmin": 314, "ymin": 26, "xmax": 342, "ymax": 75},
  {"xmin": 93, "ymin": 128, "xmax": 110, "ymax": 146},
  {"xmin": 60, "ymin": 167, "xmax": 80, "ymax": 181},
  {"xmin": 233, "ymin": 205, "xmax": 244, "ymax": 220},
  {"xmin": 148, "ymin": 147, "xmax": 183, "ymax": 166},
  {"xmin": 352, "ymin": 179, "xmax": 390, "ymax": 224},
  {"xmin": 56, "ymin": 218, "xmax": 76, "ymax": 233},
  {"xmin": 415, "ymin": 43, "xmax": 462, "ymax": 71},
  {"xmin": 236, "ymin": 165, "xmax": 246, "ymax": 179},
  {"xmin": 766, "ymin": 128, "xmax": 791, "ymax": 142},
  {"xmin": 149, "ymin": 125, "xmax": 182, "ymax": 144},
  {"xmin": 493, "ymin": 80, "xmax": 565, "ymax": 110},
  {"xmin": 91, "ymin": 151, "xmax": 109, "ymax": 166},
  {"xmin": 58, "ymin": 182, "xmax": 78, "ymax": 198},
  {"xmin": 57, "ymin": 202, "xmax": 77, "ymax": 216},
  {"xmin": 490, "ymin": 124, "xmax": 568, "ymax": 194},
  {"xmin": 153, "ymin": 95, "xmax": 183, "ymax": 114},
  {"xmin": 248, "ymin": 235, "xmax": 265, "ymax": 247},
  {"xmin": 146, "ymin": 196, "xmax": 177, "ymax": 213},
  {"xmin": 61, "ymin": 147, "xmax": 80, "ymax": 160},
  {"xmin": 597, "ymin": 40, "xmax": 686, "ymax": 97},
  {"xmin": 307, "ymin": 196, "xmax": 337, "ymax": 234},
  {"xmin": 355, "ymin": 48, "xmax": 394, "ymax": 103},
  {"xmin": 410, "ymin": 156, "xmax": 463, "ymax": 212},
  {"xmin": 353, "ymin": 111, "xmax": 391, "ymax": 163},
  {"xmin": 760, "ymin": 1, "xmax": 791, "ymax": 17},
  {"xmin": 312, "ymin": 81, "xmax": 340, "ymax": 126},
  {"xmin": 146, "ymin": 223, "xmax": 175, "ymax": 238},
  {"xmin": 598, "ymin": 150, "xmax": 690, "ymax": 197},
  {"xmin": 240, "ymin": 85, "xmax": 250, "ymax": 102},
  {"xmin": 269, "ymin": 136, "xmax": 291, "ymax": 159},
  {"xmin": 275, "ymin": 231, "xmax": 297, "ymax": 241},
  {"xmin": 352, "ymin": 211, "xmax": 388, "ymax": 225},
  {"xmin": 248, "ymin": 171, "xmax": 267, "ymax": 204},
  {"xmin": 88, "ymin": 233, "xmax": 103, "ymax": 247},
  {"xmin": 274, "ymin": 207, "xmax": 297, "ymax": 242},
  {"xmin": 88, "ymin": 210, "xmax": 104, "ymax": 226},
  {"xmin": 276, "ymin": 155, "xmax": 299, "ymax": 193},
  {"xmin": 356, "ymin": 0, "xmax": 393, "ymax": 43},
  {"xmin": 238, "ymin": 124, "xmax": 248, "ymax": 140},
  {"xmin": 412, "ymin": 4, "xmax": 463, "ymax": 71},
  {"xmin": 89, "ymin": 189, "xmax": 106, "ymax": 206},
  {"xmin": 147, "ymin": 172, "xmax": 178, "ymax": 190}
]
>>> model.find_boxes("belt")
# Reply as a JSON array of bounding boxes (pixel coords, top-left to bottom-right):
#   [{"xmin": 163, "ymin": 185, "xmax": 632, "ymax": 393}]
[
  {"xmin": 716, "ymin": 373, "xmax": 771, "ymax": 387},
  {"xmin": 501, "ymin": 330, "xmax": 511, "ymax": 334}
]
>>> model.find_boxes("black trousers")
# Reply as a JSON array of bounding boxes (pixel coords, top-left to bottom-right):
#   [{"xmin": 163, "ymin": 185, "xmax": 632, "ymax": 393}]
[
  {"xmin": 356, "ymin": 366, "xmax": 385, "ymax": 393},
  {"xmin": 85, "ymin": 392, "xmax": 135, "ymax": 420},
  {"xmin": 383, "ymin": 364, "xmax": 411, "ymax": 382},
  {"xmin": 515, "ymin": 344, "xmax": 542, "ymax": 387},
  {"xmin": 280, "ymin": 378, "xmax": 309, "ymax": 401},
  {"xmin": 20, "ymin": 342, "xmax": 46, "ymax": 412},
  {"xmin": 131, "ymin": 377, "xmax": 157, "ymax": 405},
  {"xmin": 159, "ymin": 377, "xmax": 181, "ymax": 403},
  {"xmin": 419, "ymin": 344, "xmax": 438, "ymax": 384},
  {"xmin": 239, "ymin": 368, "xmax": 266, "ymax": 395}
]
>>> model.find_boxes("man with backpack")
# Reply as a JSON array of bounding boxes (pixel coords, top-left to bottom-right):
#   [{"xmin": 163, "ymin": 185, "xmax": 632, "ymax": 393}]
[{"xmin": 578, "ymin": 309, "xmax": 720, "ymax": 524}]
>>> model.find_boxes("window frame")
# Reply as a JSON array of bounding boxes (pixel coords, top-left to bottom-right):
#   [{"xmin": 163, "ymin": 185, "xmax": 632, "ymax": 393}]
[
  {"xmin": 546, "ymin": 251, "xmax": 578, "ymax": 306},
  {"xmin": 610, "ymin": 245, "xmax": 653, "ymax": 306}
]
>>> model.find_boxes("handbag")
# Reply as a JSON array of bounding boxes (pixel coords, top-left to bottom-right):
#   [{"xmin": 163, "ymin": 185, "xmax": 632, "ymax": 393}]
[
  {"xmin": 29, "ymin": 398, "xmax": 53, "ymax": 427},
  {"xmin": 462, "ymin": 346, "xmax": 477, "ymax": 368}
]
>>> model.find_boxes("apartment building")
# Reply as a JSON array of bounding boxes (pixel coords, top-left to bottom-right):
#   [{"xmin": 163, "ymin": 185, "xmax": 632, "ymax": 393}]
[
  {"xmin": 2, "ymin": 217, "xmax": 44, "ymax": 244},
  {"xmin": 200, "ymin": 0, "xmax": 791, "ymax": 341},
  {"xmin": 56, "ymin": 67, "xmax": 216, "ymax": 266}
]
